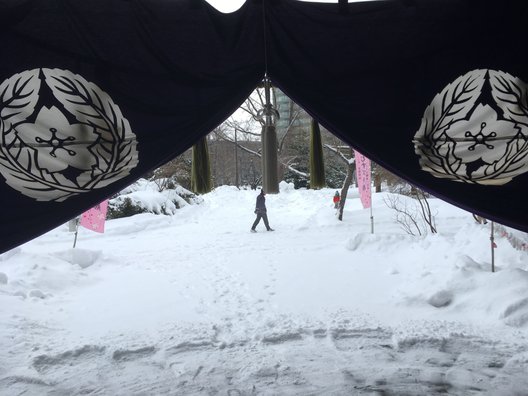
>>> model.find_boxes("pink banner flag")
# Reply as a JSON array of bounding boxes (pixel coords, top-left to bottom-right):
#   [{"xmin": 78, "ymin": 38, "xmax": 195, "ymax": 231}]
[
  {"xmin": 79, "ymin": 200, "xmax": 109, "ymax": 233},
  {"xmin": 354, "ymin": 150, "xmax": 371, "ymax": 209}
]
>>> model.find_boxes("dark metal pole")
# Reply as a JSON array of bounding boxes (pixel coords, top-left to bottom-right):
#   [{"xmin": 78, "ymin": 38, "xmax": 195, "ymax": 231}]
[
  {"xmin": 491, "ymin": 221, "xmax": 495, "ymax": 272},
  {"xmin": 73, "ymin": 218, "xmax": 79, "ymax": 248},
  {"xmin": 234, "ymin": 128, "xmax": 239, "ymax": 188},
  {"xmin": 370, "ymin": 206, "xmax": 374, "ymax": 234},
  {"xmin": 264, "ymin": 78, "xmax": 272, "ymax": 126}
]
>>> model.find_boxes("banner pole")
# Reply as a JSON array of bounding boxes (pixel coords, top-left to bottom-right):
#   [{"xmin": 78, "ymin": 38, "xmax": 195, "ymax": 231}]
[
  {"xmin": 73, "ymin": 218, "xmax": 79, "ymax": 248},
  {"xmin": 491, "ymin": 221, "xmax": 495, "ymax": 273},
  {"xmin": 370, "ymin": 205, "xmax": 374, "ymax": 234}
]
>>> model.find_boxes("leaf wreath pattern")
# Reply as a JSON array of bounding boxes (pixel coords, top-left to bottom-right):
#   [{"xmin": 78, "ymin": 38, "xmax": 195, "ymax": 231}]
[
  {"xmin": 0, "ymin": 69, "xmax": 40, "ymax": 129},
  {"xmin": 490, "ymin": 70, "xmax": 528, "ymax": 127},
  {"xmin": 0, "ymin": 68, "xmax": 138, "ymax": 202},
  {"xmin": 414, "ymin": 69, "xmax": 486, "ymax": 181},
  {"xmin": 414, "ymin": 69, "xmax": 528, "ymax": 185},
  {"xmin": 42, "ymin": 69, "xmax": 138, "ymax": 192},
  {"xmin": 466, "ymin": 71, "xmax": 528, "ymax": 184},
  {"xmin": 0, "ymin": 70, "xmax": 49, "ymax": 197}
]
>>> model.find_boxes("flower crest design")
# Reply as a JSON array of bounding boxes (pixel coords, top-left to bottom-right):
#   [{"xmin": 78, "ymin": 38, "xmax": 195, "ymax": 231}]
[
  {"xmin": 0, "ymin": 68, "xmax": 139, "ymax": 201},
  {"xmin": 413, "ymin": 69, "xmax": 528, "ymax": 185},
  {"xmin": 444, "ymin": 104, "xmax": 523, "ymax": 166},
  {"xmin": 16, "ymin": 106, "xmax": 97, "ymax": 174}
]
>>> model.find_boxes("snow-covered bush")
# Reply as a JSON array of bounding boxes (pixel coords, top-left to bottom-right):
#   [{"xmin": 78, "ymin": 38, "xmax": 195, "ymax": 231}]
[
  {"xmin": 108, "ymin": 197, "xmax": 148, "ymax": 219},
  {"xmin": 108, "ymin": 179, "xmax": 203, "ymax": 219}
]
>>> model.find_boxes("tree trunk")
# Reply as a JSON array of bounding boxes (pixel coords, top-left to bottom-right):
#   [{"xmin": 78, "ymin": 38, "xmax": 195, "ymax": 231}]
[
  {"xmin": 338, "ymin": 161, "xmax": 355, "ymax": 221},
  {"xmin": 262, "ymin": 124, "xmax": 279, "ymax": 193},
  {"xmin": 370, "ymin": 162, "xmax": 382, "ymax": 192},
  {"xmin": 309, "ymin": 119, "xmax": 325, "ymax": 189},
  {"xmin": 375, "ymin": 173, "xmax": 382, "ymax": 193},
  {"xmin": 191, "ymin": 136, "xmax": 212, "ymax": 194}
]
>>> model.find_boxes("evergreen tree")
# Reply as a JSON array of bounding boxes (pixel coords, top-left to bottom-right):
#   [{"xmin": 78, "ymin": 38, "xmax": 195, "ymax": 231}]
[
  {"xmin": 309, "ymin": 119, "xmax": 325, "ymax": 189},
  {"xmin": 191, "ymin": 136, "xmax": 212, "ymax": 194}
]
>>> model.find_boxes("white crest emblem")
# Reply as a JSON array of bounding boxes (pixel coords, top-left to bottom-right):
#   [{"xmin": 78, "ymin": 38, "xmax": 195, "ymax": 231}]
[
  {"xmin": 413, "ymin": 69, "xmax": 528, "ymax": 185},
  {"xmin": 0, "ymin": 68, "xmax": 138, "ymax": 201}
]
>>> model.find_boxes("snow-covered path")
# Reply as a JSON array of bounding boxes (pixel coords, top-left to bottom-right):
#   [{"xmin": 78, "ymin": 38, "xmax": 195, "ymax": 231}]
[
  {"xmin": 1, "ymin": 185, "xmax": 528, "ymax": 395},
  {"xmin": 6, "ymin": 321, "xmax": 528, "ymax": 395}
]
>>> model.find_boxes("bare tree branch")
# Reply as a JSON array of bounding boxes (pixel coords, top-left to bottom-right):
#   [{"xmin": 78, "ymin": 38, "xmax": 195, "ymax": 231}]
[
  {"xmin": 278, "ymin": 109, "xmax": 301, "ymax": 154},
  {"xmin": 337, "ymin": 160, "xmax": 355, "ymax": 221},
  {"xmin": 214, "ymin": 130, "xmax": 308, "ymax": 178},
  {"xmin": 238, "ymin": 106, "xmax": 258, "ymax": 119},
  {"xmin": 222, "ymin": 122, "xmax": 261, "ymax": 137},
  {"xmin": 213, "ymin": 131, "xmax": 262, "ymax": 156},
  {"xmin": 324, "ymin": 144, "xmax": 354, "ymax": 165},
  {"xmin": 414, "ymin": 189, "xmax": 437, "ymax": 234},
  {"xmin": 239, "ymin": 94, "xmax": 265, "ymax": 125},
  {"xmin": 285, "ymin": 165, "xmax": 308, "ymax": 178},
  {"xmin": 383, "ymin": 194, "xmax": 423, "ymax": 236},
  {"xmin": 283, "ymin": 156, "xmax": 308, "ymax": 177},
  {"xmin": 321, "ymin": 143, "xmax": 357, "ymax": 221},
  {"xmin": 255, "ymin": 88, "xmax": 265, "ymax": 108}
]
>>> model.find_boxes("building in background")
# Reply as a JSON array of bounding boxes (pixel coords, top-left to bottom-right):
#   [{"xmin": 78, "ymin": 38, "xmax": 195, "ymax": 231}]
[{"xmin": 275, "ymin": 88, "xmax": 311, "ymax": 139}]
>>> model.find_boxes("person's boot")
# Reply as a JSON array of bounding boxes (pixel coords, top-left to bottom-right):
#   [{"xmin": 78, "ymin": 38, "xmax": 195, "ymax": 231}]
[
  {"xmin": 267, "ymin": 228, "xmax": 274, "ymax": 231},
  {"xmin": 251, "ymin": 229, "xmax": 257, "ymax": 233}
]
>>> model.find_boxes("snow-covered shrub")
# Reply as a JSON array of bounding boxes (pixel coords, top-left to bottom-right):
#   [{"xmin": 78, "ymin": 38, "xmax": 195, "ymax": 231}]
[
  {"xmin": 279, "ymin": 181, "xmax": 295, "ymax": 192},
  {"xmin": 108, "ymin": 197, "xmax": 147, "ymax": 219},
  {"xmin": 108, "ymin": 179, "xmax": 203, "ymax": 219},
  {"xmin": 283, "ymin": 169, "xmax": 308, "ymax": 189}
]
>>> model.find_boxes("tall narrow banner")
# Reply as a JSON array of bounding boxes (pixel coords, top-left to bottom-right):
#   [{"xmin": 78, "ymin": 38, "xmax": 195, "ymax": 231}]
[
  {"xmin": 354, "ymin": 150, "xmax": 371, "ymax": 209},
  {"xmin": 79, "ymin": 200, "xmax": 109, "ymax": 233}
]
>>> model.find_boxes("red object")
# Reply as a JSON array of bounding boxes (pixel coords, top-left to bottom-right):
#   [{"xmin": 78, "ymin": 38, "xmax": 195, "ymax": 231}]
[
  {"xmin": 333, "ymin": 196, "xmax": 340, "ymax": 204},
  {"xmin": 492, "ymin": 242, "xmax": 497, "ymax": 248}
]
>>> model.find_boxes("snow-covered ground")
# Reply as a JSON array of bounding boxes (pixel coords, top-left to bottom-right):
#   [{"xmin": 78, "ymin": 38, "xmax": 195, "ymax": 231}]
[{"xmin": 1, "ymin": 183, "xmax": 528, "ymax": 395}]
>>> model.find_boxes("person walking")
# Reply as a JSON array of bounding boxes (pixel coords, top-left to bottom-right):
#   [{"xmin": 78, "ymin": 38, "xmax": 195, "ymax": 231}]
[
  {"xmin": 333, "ymin": 191, "xmax": 341, "ymax": 209},
  {"xmin": 251, "ymin": 189, "xmax": 274, "ymax": 232}
]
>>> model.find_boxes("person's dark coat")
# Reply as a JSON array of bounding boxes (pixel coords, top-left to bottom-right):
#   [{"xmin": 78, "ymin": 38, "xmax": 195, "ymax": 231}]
[
  {"xmin": 255, "ymin": 192, "xmax": 266, "ymax": 215},
  {"xmin": 251, "ymin": 190, "xmax": 273, "ymax": 231}
]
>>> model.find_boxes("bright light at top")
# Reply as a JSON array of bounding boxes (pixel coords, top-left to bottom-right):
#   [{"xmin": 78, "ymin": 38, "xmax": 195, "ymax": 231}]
[
  {"xmin": 205, "ymin": 0, "xmax": 373, "ymax": 13},
  {"xmin": 205, "ymin": 0, "xmax": 245, "ymax": 13}
]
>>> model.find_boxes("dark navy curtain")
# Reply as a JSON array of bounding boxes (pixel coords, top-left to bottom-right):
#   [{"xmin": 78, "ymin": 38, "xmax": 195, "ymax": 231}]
[{"xmin": 0, "ymin": 0, "xmax": 527, "ymax": 253}]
